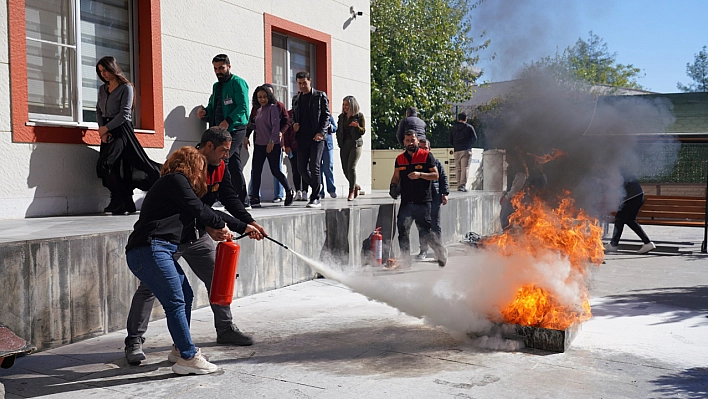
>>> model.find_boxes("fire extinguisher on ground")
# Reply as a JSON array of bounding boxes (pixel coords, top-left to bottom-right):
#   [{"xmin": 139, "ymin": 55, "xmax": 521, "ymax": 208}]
[
  {"xmin": 210, "ymin": 236, "xmax": 242, "ymax": 306},
  {"xmin": 370, "ymin": 227, "xmax": 383, "ymax": 265}
]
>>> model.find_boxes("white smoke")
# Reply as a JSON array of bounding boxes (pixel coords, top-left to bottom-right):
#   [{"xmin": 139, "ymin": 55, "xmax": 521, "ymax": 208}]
[{"xmin": 289, "ymin": 245, "xmax": 587, "ymax": 351}]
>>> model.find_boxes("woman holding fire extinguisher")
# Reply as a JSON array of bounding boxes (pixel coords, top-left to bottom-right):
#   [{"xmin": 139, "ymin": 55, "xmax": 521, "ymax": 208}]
[{"xmin": 125, "ymin": 146, "xmax": 261, "ymax": 375}]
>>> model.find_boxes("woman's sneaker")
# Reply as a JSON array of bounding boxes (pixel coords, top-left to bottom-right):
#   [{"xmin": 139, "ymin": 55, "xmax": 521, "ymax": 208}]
[
  {"xmin": 172, "ymin": 348, "xmax": 218, "ymax": 375},
  {"xmin": 168, "ymin": 345, "xmax": 180, "ymax": 363},
  {"xmin": 637, "ymin": 242, "xmax": 656, "ymax": 254}
]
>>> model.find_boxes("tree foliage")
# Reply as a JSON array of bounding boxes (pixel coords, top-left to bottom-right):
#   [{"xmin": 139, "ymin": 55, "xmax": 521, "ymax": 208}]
[
  {"xmin": 371, "ymin": 0, "xmax": 486, "ymax": 149},
  {"xmin": 677, "ymin": 45, "xmax": 708, "ymax": 92},
  {"xmin": 521, "ymin": 32, "xmax": 644, "ymax": 90}
]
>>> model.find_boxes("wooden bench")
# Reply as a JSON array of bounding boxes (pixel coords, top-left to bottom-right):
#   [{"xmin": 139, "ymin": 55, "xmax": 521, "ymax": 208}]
[{"xmin": 636, "ymin": 195, "xmax": 706, "ymax": 227}]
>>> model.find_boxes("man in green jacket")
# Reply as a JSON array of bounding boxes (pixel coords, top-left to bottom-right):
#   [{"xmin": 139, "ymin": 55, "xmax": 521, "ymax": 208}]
[{"xmin": 198, "ymin": 54, "xmax": 250, "ymax": 206}]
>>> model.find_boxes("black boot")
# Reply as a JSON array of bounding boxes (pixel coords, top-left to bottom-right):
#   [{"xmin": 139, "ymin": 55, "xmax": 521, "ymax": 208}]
[
  {"xmin": 112, "ymin": 191, "xmax": 136, "ymax": 215},
  {"xmin": 104, "ymin": 194, "xmax": 123, "ymax": 213},
  {"xmin": 124, "ymin": 336, "xmax": 146, "ymax": 365}
]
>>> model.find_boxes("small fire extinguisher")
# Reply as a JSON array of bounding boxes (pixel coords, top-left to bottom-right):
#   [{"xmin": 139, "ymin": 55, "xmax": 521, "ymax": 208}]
[
  {"xmin": 210, "ymin": 236, "xmax": 241, "ymax": 306},
  {"xmin": 370, "ymin": 227, "xmax": 383, "ymax": 265}
]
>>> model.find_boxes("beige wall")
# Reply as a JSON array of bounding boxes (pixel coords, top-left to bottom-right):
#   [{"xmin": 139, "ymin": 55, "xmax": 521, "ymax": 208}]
[{"xmin": 0, "ymin": 0, "xmax": 371, "ymax": 218}]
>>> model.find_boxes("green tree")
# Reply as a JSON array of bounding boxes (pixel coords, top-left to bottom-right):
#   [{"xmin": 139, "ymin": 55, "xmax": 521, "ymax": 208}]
[
  {"xmin": 677, "ymin": 45, "xmax": 708, "ymax": 92},
  {"xmin": 371, "ymin": 0, "xmax": 486, "ymax": 149},
  {"xmin": 522, "ymin": 32, "xmax": 644, "ymax": 90}
]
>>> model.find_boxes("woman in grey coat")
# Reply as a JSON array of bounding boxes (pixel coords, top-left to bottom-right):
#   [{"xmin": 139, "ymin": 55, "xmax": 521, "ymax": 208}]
[
  {"xmin": 336, "ymin": 96, "xmax": 366, "ymax": 201},
  {"xmin": 96, "ymin": 56, "xmax": 161, "ymax": 214}
]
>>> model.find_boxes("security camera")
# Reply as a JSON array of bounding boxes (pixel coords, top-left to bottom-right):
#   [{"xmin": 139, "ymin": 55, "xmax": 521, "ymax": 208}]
[{"xmin": 350, "ymin": 6, "xmax": 363, "ymax": 19}]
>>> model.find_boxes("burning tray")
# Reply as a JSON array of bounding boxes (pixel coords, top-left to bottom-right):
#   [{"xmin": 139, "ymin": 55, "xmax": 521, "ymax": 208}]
[{"xmin": 501, "ymin": 323, "xmax": 581, "ymax": 353}]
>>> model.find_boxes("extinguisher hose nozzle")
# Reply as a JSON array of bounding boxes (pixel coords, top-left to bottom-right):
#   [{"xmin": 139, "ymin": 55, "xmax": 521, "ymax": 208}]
[{"xmin": 265, "ymin": 235, "xmax": 289, "ymax": 249}]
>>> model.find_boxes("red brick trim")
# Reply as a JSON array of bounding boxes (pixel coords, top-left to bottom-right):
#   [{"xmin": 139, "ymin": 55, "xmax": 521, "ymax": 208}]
[
  {"xmin": 263, "ymin": 13, "xmax": 332, "ymax": 98},
  {"xmin": 8, "ymin": 0, "xmax": 164, "ymax": 148}
]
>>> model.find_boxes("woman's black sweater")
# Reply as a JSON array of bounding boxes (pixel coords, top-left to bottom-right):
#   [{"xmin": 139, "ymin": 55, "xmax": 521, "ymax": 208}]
[{"xmin": 126, "ymin": 173, "xmax": 225, "ymax": 251}]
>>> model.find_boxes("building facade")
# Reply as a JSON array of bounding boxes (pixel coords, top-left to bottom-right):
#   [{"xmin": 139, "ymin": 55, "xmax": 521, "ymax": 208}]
[{"xmin": 1, "ymin": 0, "xmax": 371, "ymax": 218}]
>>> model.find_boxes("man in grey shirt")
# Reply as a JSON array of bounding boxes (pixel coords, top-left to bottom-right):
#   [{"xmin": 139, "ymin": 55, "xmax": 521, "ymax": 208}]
[{"xmin": 396, "ymin": 106, "xmax": 426, "ymax": 146}]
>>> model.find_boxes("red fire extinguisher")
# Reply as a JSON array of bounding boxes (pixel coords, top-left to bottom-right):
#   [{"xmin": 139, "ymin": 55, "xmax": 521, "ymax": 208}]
[
  {"xmin": 370, "ymin": 227, "xmax": 383, "ymax": 265},
  {"xmin": 210, "ymin": 237, "xmax": 241, "ymax": 306}
]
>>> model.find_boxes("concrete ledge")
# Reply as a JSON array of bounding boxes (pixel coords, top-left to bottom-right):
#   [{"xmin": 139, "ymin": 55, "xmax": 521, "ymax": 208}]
[{"xmin": 0, "ymin": 191, "xmax": 501, "ymax": 350}]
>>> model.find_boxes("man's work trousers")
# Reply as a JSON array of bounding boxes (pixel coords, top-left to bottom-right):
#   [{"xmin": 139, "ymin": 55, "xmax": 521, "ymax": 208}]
[
  {"xmin": 125, "ymin": 233, "xmax": 234, "ymax": 344},
  {"xmin": 454, "ymin": 149, "xmax": 472, "ymax": 189}
]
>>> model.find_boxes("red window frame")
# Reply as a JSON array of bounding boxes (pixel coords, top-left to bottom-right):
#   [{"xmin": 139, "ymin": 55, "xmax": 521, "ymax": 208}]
[
  {"xmin": 8, "ymin": 0, "xmax": 164, "ymax": 148},
  {"xmin": 263, "ymin": 13, "xmax": 332, "ymax": 99}
]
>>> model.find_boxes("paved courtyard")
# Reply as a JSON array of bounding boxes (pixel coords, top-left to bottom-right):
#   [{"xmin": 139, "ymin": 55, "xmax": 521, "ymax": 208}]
[{"xmin": 1, "ymin": 225, "xmax": 707, "ymax": 398}]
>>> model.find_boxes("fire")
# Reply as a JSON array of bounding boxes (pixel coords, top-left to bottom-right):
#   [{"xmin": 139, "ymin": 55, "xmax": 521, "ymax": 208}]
[
  {"xmin": 532, "ymin": 148, "xmax": 567, "ymax": 165},
  {"xmin": 484, "ymin": 190, "xmax": 603, "ymax": 330},
  {"xmin": 501, "ymin": 284, "xmax": 592, "ymax": 330}
]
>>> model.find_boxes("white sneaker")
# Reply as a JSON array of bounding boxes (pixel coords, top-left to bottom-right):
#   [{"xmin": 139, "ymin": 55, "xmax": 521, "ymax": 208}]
[
  {"xmin": 294, "ymin": 190, "xmax": 303, "ymax": 201},
  {"xmin": 605, "ymin": 243, "xmax": 618, "ymax": 252},
  {"xmin": 171, "ymin": 348, "xmax": 218, "ymax": 375},
  {"xmin": 637, "ymin": 242, "xmax": 656, "ymax": 254},
  {"xmin": 168, "ymin": 345, "xmax": 180, "ymax": 363}
]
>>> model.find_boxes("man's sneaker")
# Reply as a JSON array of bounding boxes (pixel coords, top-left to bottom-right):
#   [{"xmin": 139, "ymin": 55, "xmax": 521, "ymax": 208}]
[
  {"xmin": 124, "ymin": 337, "xmax": 146, "ymax": 365},
  {"xmin": 637, "ymin": 242, "xmax": 656, "ymax": 254},
  {"xmin": 457, "ymin": 186, "xmax": 468, "ymax": 192},
  {"xmin": 250, "ymin": 197, "xmax": 262, "ymax": 208},
  {"xmin": 298, "ymin": 191, "xmax": 309, "ymax": 201},
  {"xmin": 168, "ymin": 345, "xmax": 180, "ymax": 363},
  {"xmin": 437, "ymin": 247, "xmax": 448, "ymax": 267},
  {"xmin": 172, "ymin": 348, "xmax": 218, "ymax": 375},
  {"xmin": 605, "ymin": 243, "xmax": 618, "ymax": 252},
  {"xmin": 307, "ymin": 198, "xmax": 322, "ymax": 208},
  {"xmin": 294, "ymin": 190, "xmax": 303, "ymax": 201},
  {"xmin": 329, "ymin": 192, "xmax": 337, "ymax": 198},
  {"xmin": 216, "ymin": 324, "xmax": 253, "ymax": 346},
  {"xmin": 272, "ymin": 197, "xmax": 283, "ymax": 203},
  {"xmin": 415, "ymin": 251, "xmax": 428, "ymax": 260}
]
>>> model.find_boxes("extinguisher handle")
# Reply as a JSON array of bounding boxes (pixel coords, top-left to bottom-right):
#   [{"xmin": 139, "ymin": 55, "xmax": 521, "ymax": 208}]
[{"xmin": 231, "ymin": 233, "xmax": 249, "ymax": 241}]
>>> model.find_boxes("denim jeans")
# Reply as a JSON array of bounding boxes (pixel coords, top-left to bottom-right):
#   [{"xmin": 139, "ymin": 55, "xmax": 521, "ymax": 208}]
[
  {"xmin": 126, "ymin": 239, "xmax": 196, "ymax": 360},
  {"xmin": 125, "ymin": 233, "xmax": 234, "ymax": 342},
  {"xmin": 320, "ymin": 134, "xmax": 336, "ymax": 196}
]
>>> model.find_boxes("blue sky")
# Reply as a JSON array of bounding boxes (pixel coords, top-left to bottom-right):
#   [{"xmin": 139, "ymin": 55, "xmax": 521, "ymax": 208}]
[{"xmin": 470, "ymin": 0, "xmax": 708, "ymax": 93}]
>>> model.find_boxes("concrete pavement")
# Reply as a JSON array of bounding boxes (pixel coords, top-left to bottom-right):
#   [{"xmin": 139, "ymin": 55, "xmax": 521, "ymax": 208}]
[{"xmin": 1, "ymin": 225, "xmax": 707, "ymax": 398}]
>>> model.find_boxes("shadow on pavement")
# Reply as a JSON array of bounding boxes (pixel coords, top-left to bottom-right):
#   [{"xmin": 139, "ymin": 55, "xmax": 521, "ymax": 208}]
[
  {"xmin": 1, "ymin": 350, "xmax": 182, "ymax": 397},
  {"xmin": 211, "ymin": 324, "xmax": 480, "ymax": 378},
  {"xmin": 651, "ymin": 367, "xmax": 708, "ymax": 399},
  {"xmin": 592, "ymin": 285, "xmax": 708, "ymax": 325}
]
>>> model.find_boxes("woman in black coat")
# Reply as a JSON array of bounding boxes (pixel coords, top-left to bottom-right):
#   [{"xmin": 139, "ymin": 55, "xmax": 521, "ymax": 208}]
[{"xmin": 95, "ymin": 56, "xmax": 161, "ymax": 214}]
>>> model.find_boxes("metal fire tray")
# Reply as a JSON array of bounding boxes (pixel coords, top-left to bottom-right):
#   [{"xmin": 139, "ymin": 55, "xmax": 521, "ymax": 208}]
[{"xmin": 502, "ymin": 323, "xmax": 581, "ymax": 353}]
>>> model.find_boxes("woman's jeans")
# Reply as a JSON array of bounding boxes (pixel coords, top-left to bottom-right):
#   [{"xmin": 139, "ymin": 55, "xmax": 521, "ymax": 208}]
[
  {"xmin": 126, "ymin": 239, "xmax": 196, "ymax": 360},
  {"xmin": 251, "ymin": 144, "xmax": 291, "ymax": 198}
]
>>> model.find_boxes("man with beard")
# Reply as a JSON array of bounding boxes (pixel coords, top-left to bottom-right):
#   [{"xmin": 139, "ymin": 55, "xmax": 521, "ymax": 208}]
[
  {"xmin": 123, "ymin": 127, "xmax": 267, "ymax": 365},
  {"xmin": 389, "ymin": 131, "xmax": 448, "ymax": 268},
  {"xmin": 292, "ymin": 70, "xmax": 331, "ymax": 208},
  {"xmin": 198, "ymin": 54, "xmax": 250, "ymax": 207}
]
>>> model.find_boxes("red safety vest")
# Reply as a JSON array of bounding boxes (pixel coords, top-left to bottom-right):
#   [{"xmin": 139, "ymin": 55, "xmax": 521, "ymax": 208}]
[{"xmin": 207, "ymin": 161, "xmax": 226, "ymax": 193}]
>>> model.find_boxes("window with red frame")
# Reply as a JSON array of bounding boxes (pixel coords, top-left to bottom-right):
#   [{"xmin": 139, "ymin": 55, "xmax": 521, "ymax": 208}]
[{"xmin": 25, "ymin": 0, "xmax": 139, "ymax": 127}]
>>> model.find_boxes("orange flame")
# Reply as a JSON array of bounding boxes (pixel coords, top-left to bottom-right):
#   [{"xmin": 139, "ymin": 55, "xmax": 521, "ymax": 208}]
[
  {"xmin": 501, "ymin": 285, "xmax": 592, "ymax": 330},
  {"xmin": 484, "ymin": 190, "xmax": 603, "ymax": 330},
  {"xmin": 533, "ymin": 148, "xmax": 567, "ymax": 165}
]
